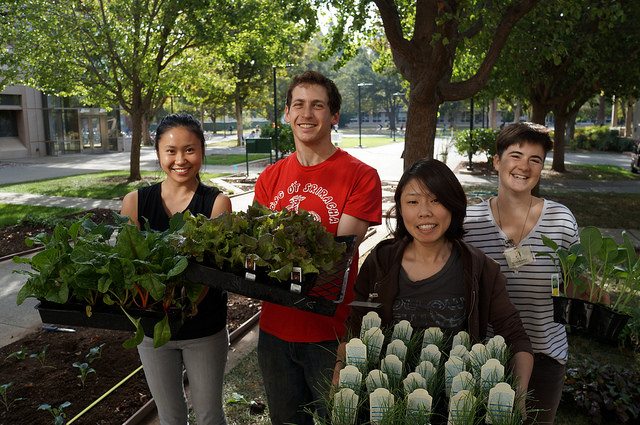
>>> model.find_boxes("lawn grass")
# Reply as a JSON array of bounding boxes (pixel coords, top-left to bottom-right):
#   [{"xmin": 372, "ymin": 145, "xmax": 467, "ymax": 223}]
[
  {"xmin": 338, "ymin": 135, "xmax": 403, "ymax": 148},
  {"xmin": 0, "ymin": 170, "xmax": 228, "ymax": 199},
  {"xmin": 223, "ymin": 348, "xmax": 270, "ymax": 424},
  {"xmin": 205, "ymin": 153, "xmax": 270, "ymax": 165},
  {"xmin": 541, "ymin": 191, "xmax": 640, "ymax": 229},
  {"xmin": 0, "ymin": 204, "xmax": 83, "ymax": 227},
  {"xmin": 542, "ymin": 162, "xmax": 640, "ymax": 180}
]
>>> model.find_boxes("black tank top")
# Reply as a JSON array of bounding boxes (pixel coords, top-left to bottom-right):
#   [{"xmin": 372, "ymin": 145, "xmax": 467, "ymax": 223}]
[{"xmin": 137, "ymin": 182, "xmax": 227, "ymax": 340}]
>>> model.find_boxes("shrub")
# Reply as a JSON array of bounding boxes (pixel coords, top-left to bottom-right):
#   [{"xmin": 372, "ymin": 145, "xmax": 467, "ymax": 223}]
[
  {"xmin": 453, "ymin": 128, "xmax": 499, "ymax": 167},
  {"xmin": 570, "ymin": 126, "xmax": 635, "ymax": 152},
  {"xmin": 563, "ymin": 360, "xmax": 640, "ymax": 424},
  {"xmin": 260, "ymin": 124, "xmax": 294, "ymax": 157}
]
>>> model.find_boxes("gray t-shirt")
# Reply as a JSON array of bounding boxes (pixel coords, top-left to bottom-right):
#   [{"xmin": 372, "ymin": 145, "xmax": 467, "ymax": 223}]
[{"xmin": 392, "ymin": 247, "xmax": 466, "ymax": 332}]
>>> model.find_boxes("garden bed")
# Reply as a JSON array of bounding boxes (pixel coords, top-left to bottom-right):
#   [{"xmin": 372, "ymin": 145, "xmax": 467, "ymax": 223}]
[{"xmin": 0, "ymin": 293, "xmax": 260, "ymax": 424}]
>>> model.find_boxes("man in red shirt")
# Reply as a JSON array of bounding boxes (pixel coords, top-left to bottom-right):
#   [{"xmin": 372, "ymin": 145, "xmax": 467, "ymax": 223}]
[{"xmin": 254, "ymin": 70, "xmax": 382, "ymax": 424}]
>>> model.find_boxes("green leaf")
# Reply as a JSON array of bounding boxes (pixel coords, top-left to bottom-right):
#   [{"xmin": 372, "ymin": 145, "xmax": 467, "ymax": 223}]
[{"xmin": 153, "ymin": 316, "xmax": 172, "ymax": 348}]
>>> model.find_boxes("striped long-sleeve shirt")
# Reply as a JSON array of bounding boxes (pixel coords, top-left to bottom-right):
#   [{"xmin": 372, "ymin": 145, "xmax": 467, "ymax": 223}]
[{"xmin": 464, "ymin": 199, "xmax": 578, "ymax": 363}]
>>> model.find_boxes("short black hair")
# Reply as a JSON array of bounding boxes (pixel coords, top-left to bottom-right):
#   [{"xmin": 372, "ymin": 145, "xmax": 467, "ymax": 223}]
[
  {"xmin": 496, "ymin": 122, "xmax": 553, "ymax": 158},
  {"xmin": 286, "ymin": 70, "xmax": 342, "ymax": 115},
  {"xmin": 390, "ymin": 158, "xmax": 467, "ymax": 241}
]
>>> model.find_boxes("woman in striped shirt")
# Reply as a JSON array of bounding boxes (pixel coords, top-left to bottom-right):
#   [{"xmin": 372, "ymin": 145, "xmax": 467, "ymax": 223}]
[{"xmin": 464, "ymin": 122, "xmax": 577, "ymax": 424}]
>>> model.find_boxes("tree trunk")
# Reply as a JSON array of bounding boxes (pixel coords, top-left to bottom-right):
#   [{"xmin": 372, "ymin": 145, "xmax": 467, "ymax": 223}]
[
  {"xmin": 596, "ymin": 94, "xmax": 606, "ymax": 126},
  {"xmin": 611, "ymin": 95, "xmax": 618, "ymax": 127},
  {"xmin": 566, "ymin": 112, "xmax": 577, "ymax": 143},
  {"xmin": 234, "ymin": 91, "xmax": 244, "ymax": 147},
  {"xmin": 488, "ymin": 98, "xmax": 499, "ymax": 130},
  {"xmin": 551, "ymin": 109, "xmax": 568, "ymax": 173},
  {"xmin": 128, "ymin": 109, "xmax": 143, "ymax": 181},
  {"xmin": 514, "ymin": 100, "xmax": 521, "ymax": 123},
  {"xmin": 403, "ymin": 88, "xmax": 439, "ymax": 170},
  {"xmin": 626, "ymin": 98, "xmax": 634, "ymax": 138},
  {"xmin": 530, "ymin": 100, "xmax": 547, "ymax": 125},
  {"xmin": 141, "ymin": 114, "xmax": 152, "ymax": 146}
]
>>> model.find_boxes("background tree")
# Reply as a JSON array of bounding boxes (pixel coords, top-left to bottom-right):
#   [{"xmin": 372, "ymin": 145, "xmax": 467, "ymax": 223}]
[
  {"xmin": 208, "ymin": 0, "xmax": 317, "ymax": 147},
  {"xmin": 320, "ymin": 0, "xmax": 540, "ymax": 169},
  {"xmin": 0, "ymin": 0, "xmax": 223, "ymax": 180},
  {"xmin": 491, "ymin": 0, "xmax": 640, "ymax": 171}
]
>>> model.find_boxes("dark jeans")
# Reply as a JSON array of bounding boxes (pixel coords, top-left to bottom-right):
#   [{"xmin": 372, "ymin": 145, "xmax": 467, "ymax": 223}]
[
  {"xmin": 526, "ymin": 353, "xmax": 566, "ymax": 425},
  {"xmin": 257, "ymin": 329, "xmax": 338, "ymax": 425}
]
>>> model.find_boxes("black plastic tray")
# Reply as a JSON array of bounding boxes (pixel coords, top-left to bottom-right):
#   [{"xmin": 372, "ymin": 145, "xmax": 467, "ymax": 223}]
[
  {"xmin": 35, "ymin": 300, "xmax": 182, "ymax": 336},
  {"xmin": 185, "ymin": 235, "xmax": 357, "ymax": 316}
]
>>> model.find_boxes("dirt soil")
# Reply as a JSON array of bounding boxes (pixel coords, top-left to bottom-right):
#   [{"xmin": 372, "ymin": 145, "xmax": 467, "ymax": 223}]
[{"xmin": 1, "ymin": 208, "xmax": 261, "ymax": 424}]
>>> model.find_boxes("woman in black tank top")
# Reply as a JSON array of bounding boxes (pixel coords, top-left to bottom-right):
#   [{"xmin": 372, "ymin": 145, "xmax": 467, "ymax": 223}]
[{"xmin": 121, "ymin": 114, "xmax": 231, "ymax": 425}]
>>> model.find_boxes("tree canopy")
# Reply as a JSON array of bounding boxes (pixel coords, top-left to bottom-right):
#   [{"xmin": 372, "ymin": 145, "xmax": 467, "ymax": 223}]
[
  {"xmin": 0, "ymin": 0, "xmax": 223, "ymax": 180},
  {"xmin": 319, "ymin": 0, "xmax": 540, "ymax": 169},
  {"xmin": 492, "ymin": 0, "xmax": 640, "ymax": 171}
]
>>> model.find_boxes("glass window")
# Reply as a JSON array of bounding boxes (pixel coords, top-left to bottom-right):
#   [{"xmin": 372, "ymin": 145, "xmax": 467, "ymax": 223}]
[
  {"xmin": 0, "ymin": 94, "xmax": 21, "ymax": 106},
  {"xmin": 0, "ymin": 110, "xmax": 19, "ymax": 137}
]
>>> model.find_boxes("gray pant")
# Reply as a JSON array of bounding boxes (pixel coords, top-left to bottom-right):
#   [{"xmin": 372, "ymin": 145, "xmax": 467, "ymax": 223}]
[{"xmin": 137, "ymin": 328, "xmax": 229, "ymax": 425}]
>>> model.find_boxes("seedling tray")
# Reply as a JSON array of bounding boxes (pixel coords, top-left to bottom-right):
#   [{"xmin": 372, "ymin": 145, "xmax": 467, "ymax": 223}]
[
  {"xmin": 35, "ymin": 300, "xmax": 182, "ymax": 336},
  {"xmin": 185, "ymin": 235, "xmax": 357, "ymax": 316}
]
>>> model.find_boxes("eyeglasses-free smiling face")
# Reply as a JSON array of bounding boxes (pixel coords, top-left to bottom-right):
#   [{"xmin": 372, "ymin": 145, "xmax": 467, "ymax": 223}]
[
  {"xmin": 285, "ymin": 83, "xmax": 339, "ymax": 147},
  {"xmin": 399, "ymin": 178, "xmax": 452, "ymax": 246},
  {"xmin": 156, "ymin": 126, "xmax": 203, "ymax": 182},
  {"xmin": 494, "ymin": 142, "xmax": 545, "ymax": 193}
]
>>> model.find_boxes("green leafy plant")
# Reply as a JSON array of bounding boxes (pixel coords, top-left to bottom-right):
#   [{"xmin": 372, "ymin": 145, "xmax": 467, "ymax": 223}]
[
  {"xmin": 172, "ymin": 201, "xmax": 346, "ymax": 282},
  {"xmin": 38, "ymin": 401, "xmax": 71, "ymax": 425},
  {"xmin": 4, "ymin": 348, "xmax": 28, "ymax": 362},
  {"xmin": 564, "ymin": 360, "xmax": 640, "ymax": 423},
  {"xmin": 73, "ymin": 361, "xmax": 96, "ymax": 387},
  {"xmin": 13, "ymin": 212, "xmax": 203, "ymax": 348},
  {"xmin": 29, "ymin": 344, "xmax": 52, "ymax": 368},
  {"xmin": 0, "ymin": 382, "xmax": 23, "ymax": 411},
  {"xmin": 538, "ymin": 226, "xmax": 633, "ymax": 307},
  {"xmin": 85, "ymin": 343, "xmax": 105, "ymax": 363}
]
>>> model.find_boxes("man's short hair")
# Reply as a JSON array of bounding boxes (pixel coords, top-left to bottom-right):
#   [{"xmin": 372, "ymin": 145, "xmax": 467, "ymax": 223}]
[
  {"xmin": 496, "ymin": 122, "xmax": 553, "ymax": 158},
  {"xmin": 286, "ymin": 70, "xmax": 342, "ymax": 115}
]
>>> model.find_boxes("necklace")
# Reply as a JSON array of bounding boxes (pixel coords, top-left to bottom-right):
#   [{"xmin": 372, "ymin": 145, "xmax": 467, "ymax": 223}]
[{"xmin": 495, "ymin": 196, "xmax": 532, "ymax": 247}]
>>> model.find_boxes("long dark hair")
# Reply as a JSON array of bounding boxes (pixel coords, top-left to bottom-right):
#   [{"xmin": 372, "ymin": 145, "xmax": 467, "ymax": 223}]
[{"xmin": 390, "ymin": 158, "xmax": 467, "ymax": 241}]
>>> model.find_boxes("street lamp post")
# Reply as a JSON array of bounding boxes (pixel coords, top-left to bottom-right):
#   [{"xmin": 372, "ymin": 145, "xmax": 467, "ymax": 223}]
[
  {"xmin": 273, "ymin": 66, "xmax": 278, "ymax": 164},
  {"xmin": 392, "ymin": 92, "xmax": 403, "ymax": 142},
  {"xmin": 357, "ymin": 83, "xmax": 372, "ymax": 148},
  {"xmin": 467, "ymin": 96, "xmax": 475, "ymax": 171},
  {"xmin": 272, "ymin": 65, "xmax": 293, "ymax": 163}
]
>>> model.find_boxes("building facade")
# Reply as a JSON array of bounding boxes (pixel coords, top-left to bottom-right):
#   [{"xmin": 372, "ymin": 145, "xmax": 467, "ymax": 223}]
[{"xmin": 0, "ymin": 84, "xmax": 126, "ymax": 159}]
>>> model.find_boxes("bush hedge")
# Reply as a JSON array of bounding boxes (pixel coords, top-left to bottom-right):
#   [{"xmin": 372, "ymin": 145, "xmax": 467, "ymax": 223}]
[{"xmin": 570, "ymin": 126, "xmax": 636, "ymax": 152}]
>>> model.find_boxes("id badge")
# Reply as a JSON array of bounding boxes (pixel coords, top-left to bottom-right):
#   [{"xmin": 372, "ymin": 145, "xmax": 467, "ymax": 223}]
[{"xmin": 504, "ymin": 245, "xmax": 535, "ymax": 270}]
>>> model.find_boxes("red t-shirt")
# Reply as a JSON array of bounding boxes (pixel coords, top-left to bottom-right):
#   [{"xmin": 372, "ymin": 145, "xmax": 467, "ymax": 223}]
[{"xmin": 254, "ymin": 148, "xmax": 382, "ymax": 342}]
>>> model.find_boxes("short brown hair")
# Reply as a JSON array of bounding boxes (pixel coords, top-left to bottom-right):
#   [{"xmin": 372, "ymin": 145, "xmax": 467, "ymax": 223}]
[
  {"xmin": 496, "ymin": 122, "xmax": 553, "ymax": 158},
  {"xmin": 286, "ymin": 70, "xmax": 342, "ymax": 115}
]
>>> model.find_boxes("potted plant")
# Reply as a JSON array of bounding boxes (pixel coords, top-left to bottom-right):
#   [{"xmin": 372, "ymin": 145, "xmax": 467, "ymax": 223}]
[
  {"xmin": 13, "ymin": 213, "xmax": 201, "ymax": 348},
  {"xmin": 538, "ymin": 226, "xmax": 638, "ymax": 342}
]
